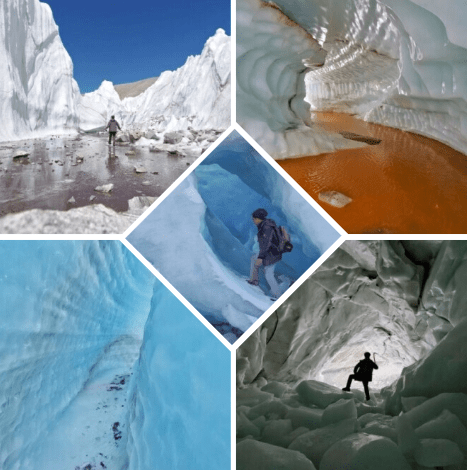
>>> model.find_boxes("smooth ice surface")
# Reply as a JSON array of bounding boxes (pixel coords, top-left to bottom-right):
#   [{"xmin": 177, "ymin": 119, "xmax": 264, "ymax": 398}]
[
  {"xmin": 236, "ymin": 240, "xmax": 467, "ymax": 470},
  {"xmin": 0, "ymin": 0, "xmax": 80, "ymax": 142},
  {"xmin": 79, "ymin": 29, "xmax": 230, "ymax": 134},
  {"xmin": 127, "ymin": 131, "xmax": 340, "ymax": 341},
  {"xmin": 126, "ymin": 284, "xmax": 230, "ymax": 470},
  {"xmin": 237, "ymin": 0, "xmax": 467, "ymax": 157},
  {"xmin": 0, "ymin": 241, "xmax": 230, "ymax": 470}
]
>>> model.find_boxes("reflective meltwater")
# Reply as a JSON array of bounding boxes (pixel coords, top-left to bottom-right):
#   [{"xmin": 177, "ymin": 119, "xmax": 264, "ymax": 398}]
[{"xmin": 279, "ymin": 113, "xmax": 467, "ymax": 234}]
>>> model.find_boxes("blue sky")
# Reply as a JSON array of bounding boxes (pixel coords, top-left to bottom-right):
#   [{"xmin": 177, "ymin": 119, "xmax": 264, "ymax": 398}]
[{"xmin": 44, "ymin": 0, "xmax": 231, "ymax": 93}]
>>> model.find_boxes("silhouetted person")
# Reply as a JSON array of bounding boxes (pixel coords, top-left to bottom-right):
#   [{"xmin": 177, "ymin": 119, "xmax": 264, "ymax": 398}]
[
  {"xmin": 342, "ymin": 352, "xmax": 378, "ymax": 401},
  {"xmin": 106, "ymin": 115, "xmax": 121, "ymax": 146}
]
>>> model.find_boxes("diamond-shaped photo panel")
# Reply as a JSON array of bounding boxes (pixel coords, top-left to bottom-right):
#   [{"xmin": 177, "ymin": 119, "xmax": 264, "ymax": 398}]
[
  {"xmin": 127, "ymin": 130, "xmax": 342, "ymax": 344},
  {"xmin": 0, "ymin": 240, "xmax": 230, "ymax": 470}
]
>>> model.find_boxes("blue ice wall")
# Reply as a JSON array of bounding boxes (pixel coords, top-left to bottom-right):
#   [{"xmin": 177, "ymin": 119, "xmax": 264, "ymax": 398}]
[
  {"xmin": 0, "ymin": 241, "xmax": 155, "ymax": 470},
  {"xmin": 126, "ymin": 283, "xmax": 230, "ymax": 470},
  {"xmin": 127, "ymin": 131, "xmax": 340, "ymax": 340},
  {"xmin": 195, "ymin": 131, "xmax": 339, "ymax": 280}
]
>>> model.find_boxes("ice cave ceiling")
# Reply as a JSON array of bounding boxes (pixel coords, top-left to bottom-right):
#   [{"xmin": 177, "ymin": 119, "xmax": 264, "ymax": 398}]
[
  {"xmin": 237, "ymin": 241, "xmax": 467, "ymax": 470},
  {"xmin": 237, "ymin": 0, "xmax": 467, "ymax": 158},
  {"xmin": 237, "ymin": 240, "xmax": 466, "ymax": 398}
]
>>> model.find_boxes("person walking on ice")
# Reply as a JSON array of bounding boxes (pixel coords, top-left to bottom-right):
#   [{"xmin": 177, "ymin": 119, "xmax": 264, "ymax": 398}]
[
  {"xmin": 247, "ymin": 208, "xmax": 291, "ymax": 300},
  {"xmin": 342, "ymin": 352, "xmax": 378, "ymax": 401},
  {"xmin": 106, "ymin": 115, "xmax": 121, "ymax": 146}
]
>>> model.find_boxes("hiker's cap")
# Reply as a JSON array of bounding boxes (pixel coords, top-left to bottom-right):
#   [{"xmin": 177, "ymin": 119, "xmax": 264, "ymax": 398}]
[{"xmin": 252, "ymin": 208, "xmax": 268, "ymax": 220}]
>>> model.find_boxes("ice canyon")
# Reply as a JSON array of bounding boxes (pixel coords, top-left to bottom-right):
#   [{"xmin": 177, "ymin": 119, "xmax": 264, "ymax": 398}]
[
  {"xmin": 237, "ymin": 240, "xmax": 467, "ymax": 469},
  {"xmin": 0, "ymin": 241, "xmax": 230, "ymax": 470},
  {"xmin": 0, "ymin": 0, "xmax": 230, "ymax": 143},
  {"xmin": 237, "ymin": 0, "xmax": 467, "ymax": 159}
]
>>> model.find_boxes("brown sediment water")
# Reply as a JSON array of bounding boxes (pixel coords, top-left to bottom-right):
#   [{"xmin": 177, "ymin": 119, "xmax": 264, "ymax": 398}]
[
  {"xmin": 279, "ymin": 113, "xmax": 467, "ymax": 234},
  {"xmin": 0, "ymin": 134, "xmax": 198, "ymax": 217}
]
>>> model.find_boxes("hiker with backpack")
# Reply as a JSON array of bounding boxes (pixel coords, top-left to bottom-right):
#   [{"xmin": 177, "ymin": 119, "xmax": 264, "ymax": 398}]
[
  {"xmin": 105, "ymin": 115, "xmax": 121, "ymax": 146},
  {"xmin": 342, "ymin": 352, "xmax": 378, "ymax": 401},
  {"xmin": 247, "ymin": 208, "xmax": 292, "ymax": 300}
]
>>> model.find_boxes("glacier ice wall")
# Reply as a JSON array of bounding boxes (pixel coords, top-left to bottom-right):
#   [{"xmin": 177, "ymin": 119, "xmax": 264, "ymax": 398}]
[
  {"xmin": 0, "ymin": 0, "xmax": 80, "ymax": 142},
  {"xmin": 237, "ymin": 0, "xmax": 467, "ymax": 158},
  {"xmin": 0, "ymin": 241, "xmax": 154, "ymax": 470},
  {"xmin": 237, "ymin": 240, "xmax": 467, "ymax": 393},
  {"xmin": 0, "ymin": 240, "xmax": 231, "ymax": 470},
  {"xmin": 126, "ymin": 282, "xmax": 230, "ymax": 470},
  {"xmin": 79, "ymin": 29, "xmax": 231, "ymax": 133},
  {"xmin": 127, "ymin": 132, "xmax": 340, "ymax": 338}
]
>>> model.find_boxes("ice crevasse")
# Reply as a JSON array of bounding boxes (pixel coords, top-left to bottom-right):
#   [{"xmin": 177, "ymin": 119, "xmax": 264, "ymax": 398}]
[
  {"xmin": 237, "ymin": 0, "xmax": 467, "ymax": 159},
  {"xmin": 0, "ymin": 0, "xmax": 230, "ymax": 143},
  {"xmin": 0, "ymin": 241, "xmax": 230, "ymax": 470}
]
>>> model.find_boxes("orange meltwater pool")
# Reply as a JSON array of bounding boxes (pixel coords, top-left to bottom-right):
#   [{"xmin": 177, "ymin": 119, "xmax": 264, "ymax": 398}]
[{"xmin": 279, "ymin": 113, "xmax": 467, "ymax": 234}]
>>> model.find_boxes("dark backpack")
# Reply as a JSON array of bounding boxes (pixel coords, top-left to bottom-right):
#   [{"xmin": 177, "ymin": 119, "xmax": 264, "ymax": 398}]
[{"xmin": 271, "ymin": 226, "xmax": 293, "ymax": 254}]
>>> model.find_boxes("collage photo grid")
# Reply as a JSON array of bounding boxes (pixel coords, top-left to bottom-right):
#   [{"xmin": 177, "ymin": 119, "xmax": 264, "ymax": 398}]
[{"xmin": 1, "ymin": 0, "xmax": 467, "ymax": 470}]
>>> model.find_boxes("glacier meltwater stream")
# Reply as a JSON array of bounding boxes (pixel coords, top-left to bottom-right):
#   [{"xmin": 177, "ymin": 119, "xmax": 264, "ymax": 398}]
[
  {"xmin": 279, "ymin": 113, "xmax": 467, "ymax": 234},
  {"xmin": 0, "ymin": 134, "xmax": 198, "ymax": 215}
]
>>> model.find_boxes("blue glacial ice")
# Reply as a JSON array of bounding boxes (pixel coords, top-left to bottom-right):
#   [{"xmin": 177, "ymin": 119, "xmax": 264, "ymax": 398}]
[
  {"xmin": 0, "ymin": 241, "xmax": 230, "ymax": 470},
  {"xmin": 127, "ymin": 131, "xmax": 341, "ymax": 341}
]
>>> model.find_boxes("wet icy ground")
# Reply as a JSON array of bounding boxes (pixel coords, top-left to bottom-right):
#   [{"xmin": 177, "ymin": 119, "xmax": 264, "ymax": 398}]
[
  {"xmin": 0, "ymin": 133, "xmax": 198, "ymax": 216},
  {"xmin": 34, "ymin": 335, "xmax": 140, "ymax": 470}
]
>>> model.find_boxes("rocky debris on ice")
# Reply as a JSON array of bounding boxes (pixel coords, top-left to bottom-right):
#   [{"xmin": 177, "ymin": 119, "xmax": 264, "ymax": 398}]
[
  {"xmin": 164, "ymin": 131, "xmax": 184, "ymax": 145},
  {"xmin": 318, "ymin": 190, "xmax": 352, "ymax": 208},
  {"xmin": 237, "ymin": 376, "xmax": 467, "ymax": 470},
  {"xmin": 134, "ymin": 166, "xmax": 147, "ymax": 173},
  {"xmin": 120, "ymin": 128, "xmax": 222, "ymax": 158},
  {"xmin": 237, "ymin": 439, "xmax": 316, "ymax": 470},
  {"xmin": 94, "ymin": 184, "xmax": 114, "ymax": 193},
  {"xmin": 13, "ymin": 151, "xmax": 30, "ymax": 159},
  {"xmin": 414, "ymin": 438, "xmax": 464, "ymax": 467},
  {"xmin": 320, "ymin": 433, "xmax": 411, "ymax": 470},
  {"xmin": 0, "ymin": 196, "xmax": 155, "ymax": 234},
  {"xmin": 297, "ymin": 380, "xmax": 352, "ymax": 409},
  {"xmin": 237, "ymin": 241, "xmax": 467, "ymax": 470}
]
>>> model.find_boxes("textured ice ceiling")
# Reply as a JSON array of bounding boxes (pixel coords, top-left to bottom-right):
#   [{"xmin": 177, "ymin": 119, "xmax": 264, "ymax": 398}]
[
  {"xmin": 237, "ymin": 240, "xmax": 467, "ymax": 397},
  {"xmin": 237, "ymin": 0, "xmax": 467, "ymax": 158},
  {"xmin": 237, "ymin": 240, "xmax": 467, "ymax": 470}
]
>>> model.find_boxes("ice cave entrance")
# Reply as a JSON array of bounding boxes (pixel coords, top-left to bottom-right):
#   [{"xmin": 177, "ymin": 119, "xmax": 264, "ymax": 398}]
[{"xmin": 236, "ymin": 240, "xmax": 467, "ymax": 470}]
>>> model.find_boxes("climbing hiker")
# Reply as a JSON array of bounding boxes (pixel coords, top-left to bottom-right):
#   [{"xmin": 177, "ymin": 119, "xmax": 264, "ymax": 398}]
[
  {"xmin": 342, "ymin": 352, "xmax": 378, "ymax": 401},
  {"xmin": 247, "ymin": 208, "xmax": 291, "ymax": 300},
  {"xmin": 106, "ymin": 115, "xmax": 121, "ymax": 146}
]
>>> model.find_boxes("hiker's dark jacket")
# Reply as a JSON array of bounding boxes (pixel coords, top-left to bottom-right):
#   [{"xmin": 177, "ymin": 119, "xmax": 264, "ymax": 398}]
[
  {"xmin": 354, "ymin": 358, "xmax": 378, "ymax": 382},
  {"xmin": 257, "ymin": 218, "xmax": 282, "ymax": 266},
  {"xmin": 106, "ymin": 119, "xmax": 121, "ymax": 133}
]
